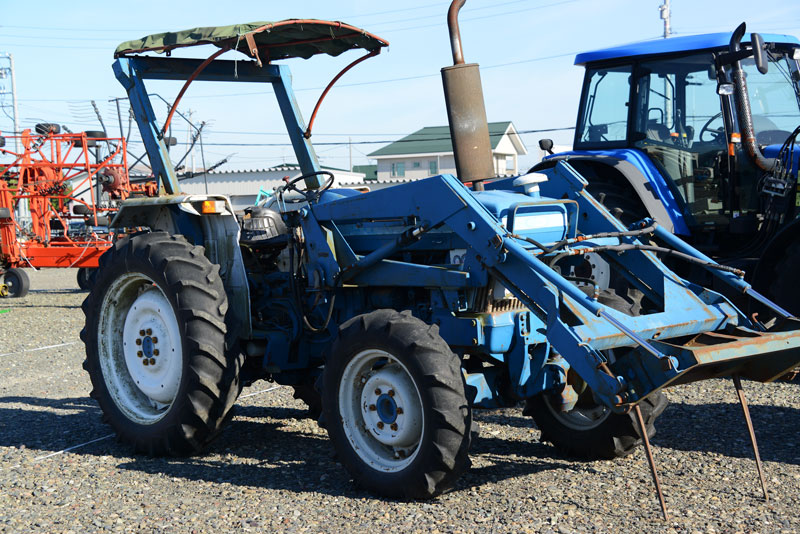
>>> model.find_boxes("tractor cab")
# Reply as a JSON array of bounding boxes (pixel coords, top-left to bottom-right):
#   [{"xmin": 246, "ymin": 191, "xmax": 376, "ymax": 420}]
[{"xmin": 565, "ymin": 30, "xmax": 800, "ymax": 240}]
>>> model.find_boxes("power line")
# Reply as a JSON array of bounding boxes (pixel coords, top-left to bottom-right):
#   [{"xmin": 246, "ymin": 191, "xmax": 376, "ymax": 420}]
[
  {"xmin": 121, "ymin": 126, "xmax": 575, "ymax": 148},
  {"xmin": 17, "ymin": 47, "xmax": 577, "ymax": 103},
  {"xmin": 1, "ymin": 0, "xmax": 578, "ymax": 51}
]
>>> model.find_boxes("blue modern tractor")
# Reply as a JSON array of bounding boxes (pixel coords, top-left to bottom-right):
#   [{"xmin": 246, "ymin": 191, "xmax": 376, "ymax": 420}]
[{"xmin": 536, "ymin": 24, "xmax": 800, "ymax": 315}]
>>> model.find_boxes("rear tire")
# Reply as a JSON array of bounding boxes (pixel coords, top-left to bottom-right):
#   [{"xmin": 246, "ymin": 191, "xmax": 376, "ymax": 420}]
[
  {"xmin": 81, "ymin": 231, "xmax": 242, "ymax": 455},
  {"xmin": 2, "ymin": 268, "xmax": 30, "ymax": 298},
  {"xmin": 584, "ymin": 170, "xmax": 648, "ymax": 227},
  {"xmin": 524, "ymin": 391, "xmax": 667, "ymax": 459},
  {"xmin": 766, "ymin": 241, "xmax": 800, "ymax": 317},
  {"xmin": 322, "ymin": 309, "xmax": 472, "ymax": 499},
  {"xmin": 76, "ymin": 267, "xmax": 95, "ymax": 291}
]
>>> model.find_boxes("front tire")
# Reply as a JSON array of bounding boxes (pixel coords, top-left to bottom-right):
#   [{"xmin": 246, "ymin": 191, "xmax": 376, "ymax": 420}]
[
  {"xmin": 81, "ymin": 232, "xmax": 242, "ymax": 455},
  {"xmin": 524, "ymin": 390, "xmax": 667, "ymax": 459},
  {"xmin": 322, "ymin": 309, "xmax": 472, "ymax": 499}
]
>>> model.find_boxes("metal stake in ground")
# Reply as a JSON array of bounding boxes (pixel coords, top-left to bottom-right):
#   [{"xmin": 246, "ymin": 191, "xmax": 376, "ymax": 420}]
[
  {"xmin": 634, "ymin": 404, "xmax": 669, "ymax": 520},
  {"xmin": 733, "ymin": 374, "xmax": 769, "ymax": 501}
]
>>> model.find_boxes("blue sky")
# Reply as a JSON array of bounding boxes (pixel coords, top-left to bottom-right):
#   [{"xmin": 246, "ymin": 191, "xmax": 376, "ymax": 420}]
[{"xmin": 1, "ymin": 0, "xmax": 799, "ymax": 173}]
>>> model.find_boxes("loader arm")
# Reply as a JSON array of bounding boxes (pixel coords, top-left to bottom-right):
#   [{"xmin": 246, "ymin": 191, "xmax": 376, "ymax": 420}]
[{"xmin": 306, "ymin": 166, "xmax": 800, "ymax": 410}]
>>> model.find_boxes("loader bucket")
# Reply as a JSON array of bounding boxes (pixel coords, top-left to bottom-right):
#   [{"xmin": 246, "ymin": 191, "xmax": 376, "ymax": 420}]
[{"xmin": 614, "ymin": 319, "xmax": 800, "ymax": 401}]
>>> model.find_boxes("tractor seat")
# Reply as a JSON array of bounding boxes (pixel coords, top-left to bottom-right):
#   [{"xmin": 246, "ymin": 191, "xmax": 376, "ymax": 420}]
[{"xmin": 646, "ymin": 121, "xmax": 672, "ymax": 143}]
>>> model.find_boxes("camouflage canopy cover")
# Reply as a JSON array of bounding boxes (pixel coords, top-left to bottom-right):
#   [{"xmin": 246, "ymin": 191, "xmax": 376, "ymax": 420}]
[{"xmin": 114, "ymin": 19, "xmax": 389, "ymax": 61}]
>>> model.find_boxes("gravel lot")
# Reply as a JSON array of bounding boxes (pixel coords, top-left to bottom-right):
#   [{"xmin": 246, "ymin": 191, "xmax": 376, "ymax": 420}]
[{"xmin": 1, "ymin": 268, "xmax": 799, "ymax": 533}]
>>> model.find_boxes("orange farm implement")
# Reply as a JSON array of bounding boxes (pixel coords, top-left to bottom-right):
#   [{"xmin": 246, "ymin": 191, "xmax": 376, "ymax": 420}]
[{"xmin": 0, "ymin": 125, "xmax": 154, "ymax": 296}]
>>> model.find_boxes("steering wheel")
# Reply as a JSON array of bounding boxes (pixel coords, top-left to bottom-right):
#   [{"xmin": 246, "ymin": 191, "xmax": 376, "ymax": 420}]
[
  {"xmin": 699, "ymin": 112, "xmax": 725, "ymax": 143},
  {"xmin": 283, "ymin": 170, "xmax": 335, "ymax": 202}
]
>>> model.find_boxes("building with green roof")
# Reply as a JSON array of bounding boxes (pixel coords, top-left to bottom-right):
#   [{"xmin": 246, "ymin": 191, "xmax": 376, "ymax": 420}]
[{"xmin": 367, "ymin": 121, "xmax": 526, "ymax": 181}]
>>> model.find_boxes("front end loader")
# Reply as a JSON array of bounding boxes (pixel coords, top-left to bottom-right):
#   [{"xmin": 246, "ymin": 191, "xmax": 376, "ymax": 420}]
[{"xmin": 81, "ymin": 4, "xmax": 800, "ymax": 516}]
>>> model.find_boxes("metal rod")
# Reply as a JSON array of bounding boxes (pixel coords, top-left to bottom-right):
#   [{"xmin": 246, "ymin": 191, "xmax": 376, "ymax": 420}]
[
  {"xmin": 733, "ymin": 374, "xmax": 769, "ymax": 501},
  {"xmin": 599, "ymin": 310, "xmax": 666, "ymax": 361},
  {"xmin": 634, "ymin": 404, "xmax": 669, "ymax": 520},
  {"xmin": 304, "ymin": 49, "xmax": 379, "ymax": 139},
  {"xmin": 744, "ymin": 288, "xmax": 793, "ymax": 320}
]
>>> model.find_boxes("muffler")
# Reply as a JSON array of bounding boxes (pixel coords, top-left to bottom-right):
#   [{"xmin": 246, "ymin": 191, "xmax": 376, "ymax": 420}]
[{"xmin": 441, "ymin": 0, "xmax": 495, "ymax": 190}]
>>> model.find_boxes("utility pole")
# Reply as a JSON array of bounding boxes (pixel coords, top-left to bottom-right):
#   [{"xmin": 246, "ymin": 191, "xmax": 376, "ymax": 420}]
[
  {"xmin": 659, "ymin": 0, "xmax": 672, "ymax": 39},
  {"xmin": 0, "ymin": 53, "xmax": 28, "ymax": 226},
  {"xmin": 0, "ymin": 53, "xmax": 20, "ymax": 151},
  {"xmin": 186, "ymin": 110, "xmax": 195, "ymax": 173},
  {"xmin": 349, "ymin": 137, "xmax": 353, "ymax": 172}
]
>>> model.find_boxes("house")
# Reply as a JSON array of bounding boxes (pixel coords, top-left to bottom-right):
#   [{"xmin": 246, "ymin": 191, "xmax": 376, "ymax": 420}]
[{"xmin": 368, "ymin": 121, "xmax": 526, "ymax": 181}]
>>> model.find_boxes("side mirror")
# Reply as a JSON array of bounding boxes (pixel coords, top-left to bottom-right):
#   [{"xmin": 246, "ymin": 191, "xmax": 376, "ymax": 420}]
[
  {"xmin": 538, "ymin": 138, "xmax": 554, "ymax": 154},
  {"xmin": 751, "ymin": 33, "xmax": 768, "ymax": 74}
]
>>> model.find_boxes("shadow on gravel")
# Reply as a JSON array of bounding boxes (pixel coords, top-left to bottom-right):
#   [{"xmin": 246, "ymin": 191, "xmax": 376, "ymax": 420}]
[
  {"xmin": 4, "ymin": 304, "xmax": 82, "ymax": 309},
  {"xmin": 653, "ymin": 401, "xmax": 800, "ymax": 464},
  {"xmin": 15, "ymin": 394, "xmax": 793, "ymax": 499},
  {"xmin": 28, "ymin": 289, "xmax": 84, "ymax": 294},
  {"xmin": 110, "ymin": 404, "xmax": 573, "ymax": 497},
  {"xmin": 0, "ymin": 396, "xmax": 106, "ymax": 452}
]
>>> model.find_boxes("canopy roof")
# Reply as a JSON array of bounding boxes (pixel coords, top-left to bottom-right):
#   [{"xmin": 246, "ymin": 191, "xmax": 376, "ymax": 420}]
[
  {"xmin": 115, "ymin": 19, "xmax": 389, "ymax": 60},
  {"xmin": 575, "ymin": 32, "xmax": 799, "ymax": 65}
]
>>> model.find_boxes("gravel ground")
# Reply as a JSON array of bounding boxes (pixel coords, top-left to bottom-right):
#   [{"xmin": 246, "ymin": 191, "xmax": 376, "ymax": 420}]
[{"xmin": 1, "ymin": 268, "xmax": 799, "ymax": 534}]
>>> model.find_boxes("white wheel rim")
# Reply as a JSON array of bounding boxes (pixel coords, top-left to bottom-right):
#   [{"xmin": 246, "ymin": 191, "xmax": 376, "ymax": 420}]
[
  {"xmin": 339, "ymin": 349, "xmax": 424, "ymax": 472},
  {"xmin": 543, "ymin": 393, "xmax": 611, "ymax": 431},
  {"xmin": 97, "ymin": 272, "xmax": 184, "ymax": 424}
]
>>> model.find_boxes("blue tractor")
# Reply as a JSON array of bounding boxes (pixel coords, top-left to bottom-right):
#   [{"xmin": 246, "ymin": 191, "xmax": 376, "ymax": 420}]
[
  {"xmin": 535, "ymin": 24, "xmax": 800, "ymax": 315},
  {"xmin": 82, "ymin": 4, "xmax": 800, "ymax": 513}
]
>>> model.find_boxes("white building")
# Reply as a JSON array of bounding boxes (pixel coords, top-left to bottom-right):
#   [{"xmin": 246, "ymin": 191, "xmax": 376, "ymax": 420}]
[
  {"xmin": 178, "ymin": 164, "xmax": 366, "ymax": 211},
  {"xmin": 368, "ymin": 121, "xmax": 527, "ymax": 181}
]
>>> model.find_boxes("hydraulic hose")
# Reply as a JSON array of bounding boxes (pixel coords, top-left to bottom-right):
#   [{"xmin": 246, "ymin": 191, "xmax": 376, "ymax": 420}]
[
  {"xmin": 548, "ymin": 243, "xmax": 745, "ymax": 276},
  {"xmin": 511, "ymin": 221, "xmax": 659, "ymax": 255},
  {"xmin": 728, "ymin": 24, "xmax": 776, "ymax": 171}
]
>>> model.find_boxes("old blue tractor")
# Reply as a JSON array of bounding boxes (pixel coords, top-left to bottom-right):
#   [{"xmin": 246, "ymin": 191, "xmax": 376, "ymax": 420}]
[
  {"xmin": 82, "ymin": 3, "xmax": 800, "ymax": 516},
  {"xmin": 534, "ymin": 24, "xmax": 800, "ymax": 316}
]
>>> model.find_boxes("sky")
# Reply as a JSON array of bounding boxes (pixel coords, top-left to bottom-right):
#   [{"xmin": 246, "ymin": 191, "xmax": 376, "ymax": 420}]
[{"xmin": 1, "ymin": 0, "xmax": 799, "ymax": 174}]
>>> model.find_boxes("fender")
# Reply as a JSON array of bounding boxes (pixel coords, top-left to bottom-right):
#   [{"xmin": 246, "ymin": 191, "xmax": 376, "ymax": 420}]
[
  {"xmin": 532, "ymin": 149, "xmax": 690, "ymax": 235},
  {"xmin": 111, "ymin": 194, "xmax": 251, "ymax": 338}
]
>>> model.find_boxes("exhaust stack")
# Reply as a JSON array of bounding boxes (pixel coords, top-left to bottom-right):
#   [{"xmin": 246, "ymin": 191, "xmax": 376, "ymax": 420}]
[{"xmin": 441, "ymin": 0, "xmax": 495, "ymax": 190}]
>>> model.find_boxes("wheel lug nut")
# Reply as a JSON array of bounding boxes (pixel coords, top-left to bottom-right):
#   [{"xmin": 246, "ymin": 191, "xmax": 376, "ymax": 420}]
[
  {"xmin": 374, "ymin": 388, "xmax": 381, "ymax": 395},
  {"xmin": 369, "ymin": 404, "xmax": 376, "ymax": 411},
  {"xmin": 137, "ymin": 350, "xmax": 143, "ymax": 357},
  {"xmin": 149, "ymin": 358, "xmax": 156, "ymax": 365},
  {"xmin": 143, "ymin": 359, "xmax": 149, "ymax": 366},
  {"xmin": 152, "ymin": 337, "xmax": 158, "ymax": 344},
  {"xmin": 135, "ymin": 339, "xmax": 142, "ymax": 346},
  {"xmin": 153, "ymin": 349, "xmax": 159, "ymax": 356},
  {"xmin": 388, "ymin": 389, "xmax": 395, "ymax": 397},
  {"xmin": 139, "ymin": 329, "xmax": 145, "ymax": 336},
  {"xmin": 377, "ymin": 422, "xmax": 384, "ymax": 429},
  {"xmin": 390, "ymin": 423, "xmax": 398, "ymax": 431},
  {"xmin": 396, "ymin": 407, "xmax": 403, "ymax": 415},
  {"xmin": 146, "ymin": 328, "xmax": 152, "ymax": 335}
]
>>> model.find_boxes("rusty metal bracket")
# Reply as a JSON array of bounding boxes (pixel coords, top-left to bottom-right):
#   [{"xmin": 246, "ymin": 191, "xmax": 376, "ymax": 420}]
[{"xmin": 244, "ymin": 33, "xmax": 262, "ymax": 67}]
